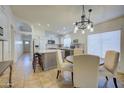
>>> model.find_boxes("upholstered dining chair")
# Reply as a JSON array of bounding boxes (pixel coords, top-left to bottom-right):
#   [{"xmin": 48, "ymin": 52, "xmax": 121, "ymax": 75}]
[
  {"xmin": 73, "ymin": 48, "xmax": 83, "ymax": 56},
  {"xmin": 56, "ymin": 50, "xmax": 73, "ymax": 82},
  {"xmin": 99, "ymin": 50, "xmax": 120, "ymax": 88},
  {"xmin": 73, "ymin": 55, "xmax": 100, "ymax": 88}
]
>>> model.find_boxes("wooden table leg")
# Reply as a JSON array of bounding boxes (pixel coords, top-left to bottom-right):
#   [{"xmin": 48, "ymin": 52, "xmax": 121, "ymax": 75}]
[{"xmin": 9, "ymin": 65, "xmax": 12, "ymax": 87}]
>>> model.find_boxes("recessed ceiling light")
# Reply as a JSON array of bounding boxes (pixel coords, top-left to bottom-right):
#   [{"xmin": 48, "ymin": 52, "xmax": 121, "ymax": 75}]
[
  {"xmin": 38, "ymin": 23, "xmax": 41, "ymax": 26},
  {"xmin": 47, "ymin": 24, "xmax": 50, "ymax": 27},
  {"xmin": 82, "ymin": 30, "xmax": 85, "ymax": 34}
]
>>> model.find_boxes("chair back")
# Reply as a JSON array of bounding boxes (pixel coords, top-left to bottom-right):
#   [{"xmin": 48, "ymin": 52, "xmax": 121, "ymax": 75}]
[
  {"xmin": 73, "ymin": 55, "xmax": 100, "ymax": 88},
  {"xmin": 56, "ymin": 50, "xmax": 64, "ymax": 69},
  {"xmin": 104, "ymin": 50, "xmax": 120, "ymax": 74},
  {"xmin": 74, "ymin": 48, "xmax": 83, "ymax": 56}
]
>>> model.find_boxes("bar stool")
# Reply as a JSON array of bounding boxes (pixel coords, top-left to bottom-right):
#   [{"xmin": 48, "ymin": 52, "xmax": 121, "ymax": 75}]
[{"xmin": 32, "ymin": 53, "xmax": 43, "ymax": 72}]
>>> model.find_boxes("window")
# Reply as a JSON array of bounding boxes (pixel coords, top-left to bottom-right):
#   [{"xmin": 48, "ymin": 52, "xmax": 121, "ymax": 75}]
[
  {"xmin": 87, "ymin": 30, "xmax": 120, "ymax": 58},
  {"xmin": 25, "ymin": 41, "xmax": 29, "ymax": 44},
  {"xmin": 64, "ymin": 37, "xmax": 71, "ymax": 48}
]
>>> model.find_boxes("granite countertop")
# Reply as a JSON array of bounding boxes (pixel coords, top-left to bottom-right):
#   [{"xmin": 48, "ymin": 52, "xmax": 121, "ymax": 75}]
[{"xmin": 39, "ymin": 49, "xmax": 57, "ymax": 53}]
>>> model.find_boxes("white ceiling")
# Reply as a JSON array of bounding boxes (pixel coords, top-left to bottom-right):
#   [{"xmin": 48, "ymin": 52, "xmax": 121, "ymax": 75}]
[{"xmin": 11, "ymin": 5, "xmax": 124, "ymax": 35}]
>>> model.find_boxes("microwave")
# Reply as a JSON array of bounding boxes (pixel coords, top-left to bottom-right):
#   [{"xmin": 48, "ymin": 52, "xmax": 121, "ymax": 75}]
[{"xmin": 48, "ymin": 40, "xmax": 55, "ymax": 44}]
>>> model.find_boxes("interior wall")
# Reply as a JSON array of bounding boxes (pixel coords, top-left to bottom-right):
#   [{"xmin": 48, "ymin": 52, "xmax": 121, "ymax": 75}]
[
  {"xmin": 15, "ymin": 32, "xmax": 23, "ymax": 61},
  {"xmin": 45, "ymin": 31, "xmax": 60, "ymax": 44},
  {"xmin": 32, "ymin": 25, "xmax": 60, "ymax": 53},
  {"xmin": 61, "ymin": 32, "xmax": 87, "ymax": 51},
  {"xmin": 0, "ymin": 6, "xmax": 25, "ymax": 62},
  {"xmin": 0, "ymin": 6, "xmax": 11, "ymax": 62},
  {"xmin": 65, "ymin": 16, "xmax": 124, "ymax": 71},
  {"xmin": 92, "ymin": 16, "xmax": 124, "ymax": 71},
  {"xmin": 0, "ymin": 6, "xmax": 17, "ymax": 62},
  {"xmin": 32, "ymin": 24, "xmax": 46, "ymax": 53}
]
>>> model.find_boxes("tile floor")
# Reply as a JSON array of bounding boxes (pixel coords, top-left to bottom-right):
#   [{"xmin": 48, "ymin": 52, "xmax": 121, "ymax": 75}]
[{"xmin": 0, "ymin": 54, "xmax": 124, "ymax": 88}]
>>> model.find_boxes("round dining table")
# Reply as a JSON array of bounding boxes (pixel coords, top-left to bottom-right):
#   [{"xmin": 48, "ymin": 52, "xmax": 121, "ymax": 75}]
[{"xmin": 65, "ymin": 55, "xmax": 104, "ymax": 66}]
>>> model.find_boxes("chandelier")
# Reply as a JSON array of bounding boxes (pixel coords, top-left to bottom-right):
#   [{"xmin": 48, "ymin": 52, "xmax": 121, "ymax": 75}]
[{"xmin": 74, "ymin": 5, "xmax": 94, "ymax": 34}]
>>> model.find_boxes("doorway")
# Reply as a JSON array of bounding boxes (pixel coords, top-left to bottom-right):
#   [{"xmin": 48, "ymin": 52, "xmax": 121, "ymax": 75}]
[{"xmin": 23, "ymin": 40, "xmax": 31, "ymax": 53}]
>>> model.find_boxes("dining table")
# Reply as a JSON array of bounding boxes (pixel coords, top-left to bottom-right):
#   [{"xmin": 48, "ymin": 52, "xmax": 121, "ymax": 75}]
[{"xmin": 65, "ymin": 55, "xmax": 104, "ymax": 66}]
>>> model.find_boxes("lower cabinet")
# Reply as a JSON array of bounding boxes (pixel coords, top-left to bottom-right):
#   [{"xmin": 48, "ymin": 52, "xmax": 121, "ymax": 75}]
[{"xmin": 41, "ymin": 52, "xmax": 57, "ymax": 71}]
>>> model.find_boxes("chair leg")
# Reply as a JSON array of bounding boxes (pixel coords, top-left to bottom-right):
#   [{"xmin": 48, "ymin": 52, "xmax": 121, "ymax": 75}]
[
  {"xmin": 104, "ymin": 76, "xmax": 108, "ymax": 88},
  {"xmin": 32, "ymin": 60, "xmax": 36, "ymax": 72},
  {"xmin": 56, "ymin": 70, "xmax": 60, "ymax": 79},
  {"xmin": 71, "ymin": 72, "xmax": 73, "ymax": 85},
  {"xmin": 113, "ymin": 77, "xmax": 118, "ymax": 88},
  {"xmin": 9, "ymin": 65, "xmax": 12, "ymax": 87}
]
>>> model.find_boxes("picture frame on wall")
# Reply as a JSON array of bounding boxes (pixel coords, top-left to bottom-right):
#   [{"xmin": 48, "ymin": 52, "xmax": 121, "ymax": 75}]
[{"xmin": 73, "ymin": 39, "xmax": 78, "ymax": 44}]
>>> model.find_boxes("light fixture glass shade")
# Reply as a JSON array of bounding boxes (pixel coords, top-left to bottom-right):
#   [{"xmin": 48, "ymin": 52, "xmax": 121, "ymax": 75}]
[
  {"xmin": 87, "ymin": 24, "xmax": 91, "ymax": 30},
  {"xmin": 82, "ymin": 30, "xmax": 85, "ymax": 34},
  {"xmin": 74, "ymin": 26, "xmax": 78, "ymax": 33},
  {"xmin": 90, "ymin": 27, "xmax": 94, "ymax": 32},
  {"xmin": 74, "ymin": 5, "xmax": 93, "ymax": 34}
]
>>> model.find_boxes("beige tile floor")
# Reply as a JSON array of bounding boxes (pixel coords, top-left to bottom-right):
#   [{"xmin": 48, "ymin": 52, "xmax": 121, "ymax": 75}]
[
  {"xmin": 0, "ymin": 54, "xmax": 124, "ymax": 88},
  {"xmin": 0, "ymin": 54, "xmax": 73, "ymax": 88}
]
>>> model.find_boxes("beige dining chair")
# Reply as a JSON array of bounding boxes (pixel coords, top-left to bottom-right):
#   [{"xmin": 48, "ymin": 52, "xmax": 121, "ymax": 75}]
[
  {"xmin": 56, "ymin": 50, "xmax": 73, "ymax": 82},
  {"xmin": 99, "ymin": 50, "xmax": 120, "ymax": 88},
  {"xmin": 73, "ymin": 55, "xmax": 100, "ymax": 88},
  {"xmin": 73, "ymin": 48, "xmax": 83, "ymax": 56}
]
